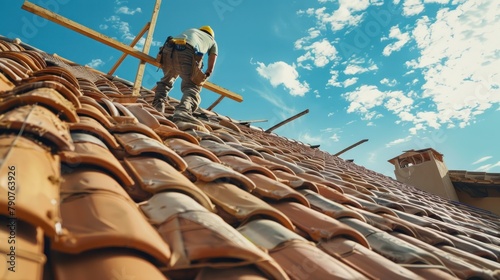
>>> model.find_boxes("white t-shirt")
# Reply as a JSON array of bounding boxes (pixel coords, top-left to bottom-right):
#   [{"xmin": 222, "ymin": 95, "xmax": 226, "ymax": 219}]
[{"xmin": 176, "ymin": 28, "xmax": 218, "ymax": 56}]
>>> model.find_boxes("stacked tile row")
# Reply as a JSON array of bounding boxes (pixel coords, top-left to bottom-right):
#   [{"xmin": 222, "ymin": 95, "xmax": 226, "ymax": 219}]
[{"xmin": 0, "ymin": 38, "xmax": 499, "ymax": 280}]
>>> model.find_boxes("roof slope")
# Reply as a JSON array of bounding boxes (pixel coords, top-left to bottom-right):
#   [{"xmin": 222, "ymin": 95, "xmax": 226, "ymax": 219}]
[{"xmin": 0, "ymin": 37, "xmax": 499, "ymax": 280}]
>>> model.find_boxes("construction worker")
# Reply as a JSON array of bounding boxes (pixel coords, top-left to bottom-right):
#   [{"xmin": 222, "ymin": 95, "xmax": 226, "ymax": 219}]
[{"xmin": 152, "ymin": 26, "xmax": 217, "ymax": 125}]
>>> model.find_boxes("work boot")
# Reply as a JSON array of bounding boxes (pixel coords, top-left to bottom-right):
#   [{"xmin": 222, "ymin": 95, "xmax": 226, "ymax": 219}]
[
  {"xmin": 152, "ymin": 98, "xmax": 166, "ymax": 113},
  {"xmin": 172, "ymin": 110, "xmax": 205, "ymax": 127},
  {"xmin": 152, "ymin": 98, "xmax": 175, "ymax": 114}
]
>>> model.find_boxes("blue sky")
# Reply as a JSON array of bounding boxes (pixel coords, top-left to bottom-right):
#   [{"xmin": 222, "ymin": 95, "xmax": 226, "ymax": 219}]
[{"xmin": 2, "ymin": 0, "xmax": 499, "ymax": 177}]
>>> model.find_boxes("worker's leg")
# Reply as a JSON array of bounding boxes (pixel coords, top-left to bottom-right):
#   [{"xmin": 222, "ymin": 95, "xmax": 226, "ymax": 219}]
[
  {"xmin": 153, "ymin": 49, "xmax": 178, "ymax": 112},
  {"xmin": 172, "ymin": 49, "xmax": 204, "ymax": 124},
  {"xmin": 174, "ymin": 50, "xmax": 202, "ymax": 115}
]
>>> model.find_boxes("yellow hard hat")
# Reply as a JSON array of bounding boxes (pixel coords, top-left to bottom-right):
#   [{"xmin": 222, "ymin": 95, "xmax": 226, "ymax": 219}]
[{"xmin": 199, "ymin": 26, "xmax": 214, "ymax": 38}]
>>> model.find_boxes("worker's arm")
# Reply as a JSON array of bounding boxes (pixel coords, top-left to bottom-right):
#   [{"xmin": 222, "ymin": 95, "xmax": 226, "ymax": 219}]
[{"xmin": 205, "ymin": 53, "xmax": 217, "ymax": 77}]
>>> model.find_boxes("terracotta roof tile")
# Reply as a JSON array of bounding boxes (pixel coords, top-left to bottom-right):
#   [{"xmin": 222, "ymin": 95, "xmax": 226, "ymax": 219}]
[
  {"xmin": 184, "ymin": 155, "xmax": 255, "ymax": 191},
  {"xmin": 51, "ymin": 249, "xmax": 168, "ymax": 280},
  {"xmin": 200, "ymin": 139, "xmax": 251, "ymax": 160},
  {"xmin": 0, "ymin": 216, "xmax": 46, "ymax": 280},
  {"xmin": 60, "ymin": 135, "xmax": 134, "ymax": 187},
  {"xmin": 340, "ymin": 218, "xmax": 444, "ymax": 265},
  {"xmin": 318, "ymin": 237, "xmax": 425, "ymax": 280},
  {"xmin": 272, "ymin": 201, "xmax": 369, "ymax": 247},
  {"xmin": 140, "ymin": 192, "xmax": 289, "ymax": 279},
  {"xmin": 219, "ymin": 154, "xmax": 277, "ymax": 179},
  {"xmin": 393, "ymin": 232, "xmax": 499, "ymax": 279},
  {"xmin": 245, "ymin": 173, "xmax": 310, "ymax": 206},
  {"xmin": 123, "ymin": 156, "xmax": 215, "ymax": 210},
  {"xmin": 197, "ymin": 181, "xmax": 295, "ymax": 230},
  {"xmin": 0, "ymin": 135, "xmax": 62, "ymax": 236},
  {"xmin": 114, "ymin": 132, "xmax": 186, "ymax": 171},
  {"xmin": 0, "ymin": 105, "xmax": 74, "ymax": 151},
  {"xmin": 54, "ymin": 169, "xmax": 171, "ymax": 264}
]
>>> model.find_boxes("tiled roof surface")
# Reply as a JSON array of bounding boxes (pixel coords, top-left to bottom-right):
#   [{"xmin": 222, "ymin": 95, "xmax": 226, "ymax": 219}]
[{"xmin": 0, "ymin": 37, "xmax": 499, "ymax": 279}]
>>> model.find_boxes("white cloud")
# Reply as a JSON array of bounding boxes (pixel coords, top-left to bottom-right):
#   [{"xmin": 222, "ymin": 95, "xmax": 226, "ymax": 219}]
[
  {"xmin": 386, "ymin": 136, "xmax": 412, "ymax": 147},
  {"xmin": 307, "ymin": 0, "xmax": 371, "ymax": 31},
  {"xmin": 475, "ymin": 161, "xmax": 500, "ymax": 172},
  {"xmin": 116, "ymin": 6, "xmax": 142, "ymax": 15},
  {"xmin": 256, "ymin": 61, "xmax": 310, "ymax": 96},
  {"xmin": 344, "ymin": 63, "xmax": 378, "ymax": 75},
  {"xmin": 300, "ymin": 132, "xmax": 323, "ymax": 144},
  {"xmin": 330, "ymin": 133, "xmax": 340, "ymax": 142},
  {"xmin": 403, "ymin": 0, "xmax": 425, "ymax": 16},
  {"xmin": 408, "ymin": 0, "xmax": 500, "ymax": 131},
  {"xmin": 327, "ymin": 70, "xmax": 358, "ymax": 87},
  {"xmin": 383, "ymin": 25, "xmax": 411, "ymax": 56},
  {"xmin": 297, "ymin": 39, "xmax": 338, "ymax": 68},
  {"xmin": 343, "ymin": 77, "xmax": 358, "ymax": 87},
  {"xmin": 294, "ymin": 28, "xmax": 321, "ymax": 49},
  {"xmin": 105, "ymin": 15, "xmax": 134, "ymax": 41},
  {"xmin": 381, "ymin": 78, "xmax": 397, "ymax": 87},
  {"xmin": 472, "ymin": 156, "xmax": 493, "ymax": 165},
  {"xmin": 86, "ymin": 59, "xmax": 104, "ymax": 68},
  {"xmin": 343, "ymin": 85, "xmax": 414, "ymax": 120}
]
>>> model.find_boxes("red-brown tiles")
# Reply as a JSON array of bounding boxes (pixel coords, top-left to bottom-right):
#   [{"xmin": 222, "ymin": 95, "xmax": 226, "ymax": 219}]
[
  {"xmin": 54, "ymin": 169, "xmax": 171, "ymax": 264},
  {"xmin": 0, "ymin": 216, "xmax": 46, "ymax": 280},
  {"xmin": 238, "ymin": 219, "xmax": 369, "ymax": 280},
  {"xmin": 51, "ymin": 249, "xmax": 168, "ymax": 280},
  {"xmin": 0, "ymin": 105, "xmax": 74, "ymax": 151},
  {"xmin": 0, "ymin": 135, "xmax": 62, "ymax": 236},
  {"xmin": 140, "ymin": 192, "xmax": 289, "ymax": 279},
  {"xmin": 123, "ymin": 156, "xmax": 215, "ymax": 210}
]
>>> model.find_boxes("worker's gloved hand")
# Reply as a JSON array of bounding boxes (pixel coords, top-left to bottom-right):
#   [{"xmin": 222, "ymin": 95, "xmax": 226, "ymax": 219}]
[{"xmin": 205, "ymin": 71, "xmax": 211, "ymax": 78}]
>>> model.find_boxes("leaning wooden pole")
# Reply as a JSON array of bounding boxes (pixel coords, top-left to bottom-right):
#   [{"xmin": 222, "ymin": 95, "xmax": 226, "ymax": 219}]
[
  {"xmin": 265, "ymin": 109, "xmax": 309, "ymax": 133},
  {"xmin": 334, "ymin": 139, "xmax": 369, "ymax": 157},
  {"xmin": 132, "ymin": 0, "xmax": 161, "ymax": 96}
]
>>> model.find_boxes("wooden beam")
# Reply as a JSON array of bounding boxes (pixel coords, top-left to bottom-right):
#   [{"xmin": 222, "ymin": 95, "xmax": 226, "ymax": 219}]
[
  {"xmin": 203, "ymin": 81, "xmax": 243, "ymax": 103},
  {"xmin": 108, "ymin": 22, "xmax": 150, "ymax": 75},
  {"xmin": 265, "ymin": 109, "xmax": 309, "ymax": 133},
  {"xmin": 207, "ymin": 95, "xmax": 225, "ymax": 111},
  {"xmin": 21, "ymin": 1, "xmax": 243, "ymax": 102},
  {"xmin": 132, "ymin": 0, "xmax": 161, "ymax": 96},
  {"xmin": 334, "ymin": 139, "xmax": 369, "ymax": 157},
  {"xmin": 21, "ymin": 1, "xmax": 160, "ymax": 66}
]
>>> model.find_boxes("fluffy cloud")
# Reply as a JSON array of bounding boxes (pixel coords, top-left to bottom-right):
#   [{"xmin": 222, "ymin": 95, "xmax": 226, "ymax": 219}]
[
  {"xmin": 403, "ymin": 0, "xmax": 425, "ymax": 16},
  {"xmin": 297, "ymin": 39, "xmax": 338, "ymax": 68},
  {"xmin": 343, "ymin": 85, "xmax": 414, "ymax": 120},
  {"xmin": 315, "ymin": 0, "xmax": 371, "ymax": 31},
  {"xmin": 344, "ymin": 63, "xmax": 378, "ymax": 75},
  {"xmin": 382, "ymin": 25, "xmax": 411, "ymax": 56},
  {"xmin": 409, "ymin": 0, "xmax": 500, "ymax": 130},
  {"xmin": 116, "ymin": 6, "xmax": 142, "ymax": 15},
  {"xmin": 86, "ymin": 58, "xmax": 104, "ymax": 68},
  {"xmin": 256, "ymin": 61, "xmax": 310, "ymax": 96},
  {"xmin": 381, "ymin": 78, "xmax": 397, "ymax": 87},
  {"xmin": 386, "ymin": 136, "xmax": 412, "ymax": 147}
]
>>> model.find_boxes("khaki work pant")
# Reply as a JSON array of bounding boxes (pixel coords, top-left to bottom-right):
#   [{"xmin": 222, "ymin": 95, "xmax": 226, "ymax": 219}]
[{"xmin": 154, "ymin": 44, "xmax": 202, "ymax": 114}]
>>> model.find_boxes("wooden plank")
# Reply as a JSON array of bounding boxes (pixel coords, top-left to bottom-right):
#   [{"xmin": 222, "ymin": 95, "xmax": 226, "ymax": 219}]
[
  {"xmin": 203, "ymin": 81, "xmax": 243, "ymax": 103},
  {"xmin": 132, "ymin": 0, "xmax": 161, "ymax": 96},
  {"xmin": 265, "ymin": 109, "xmax": 309, "ymax": 133},
  {"xmin": 21, "ymin": 1, "xmax": 160, "ymax": 66},
  {"xmin": 207, "ymin": 95, "xmax": 225, "ymax": 111},
  {"xmin": 22, "ymin": 1, "xmax": 243, "ymax": 102}
]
